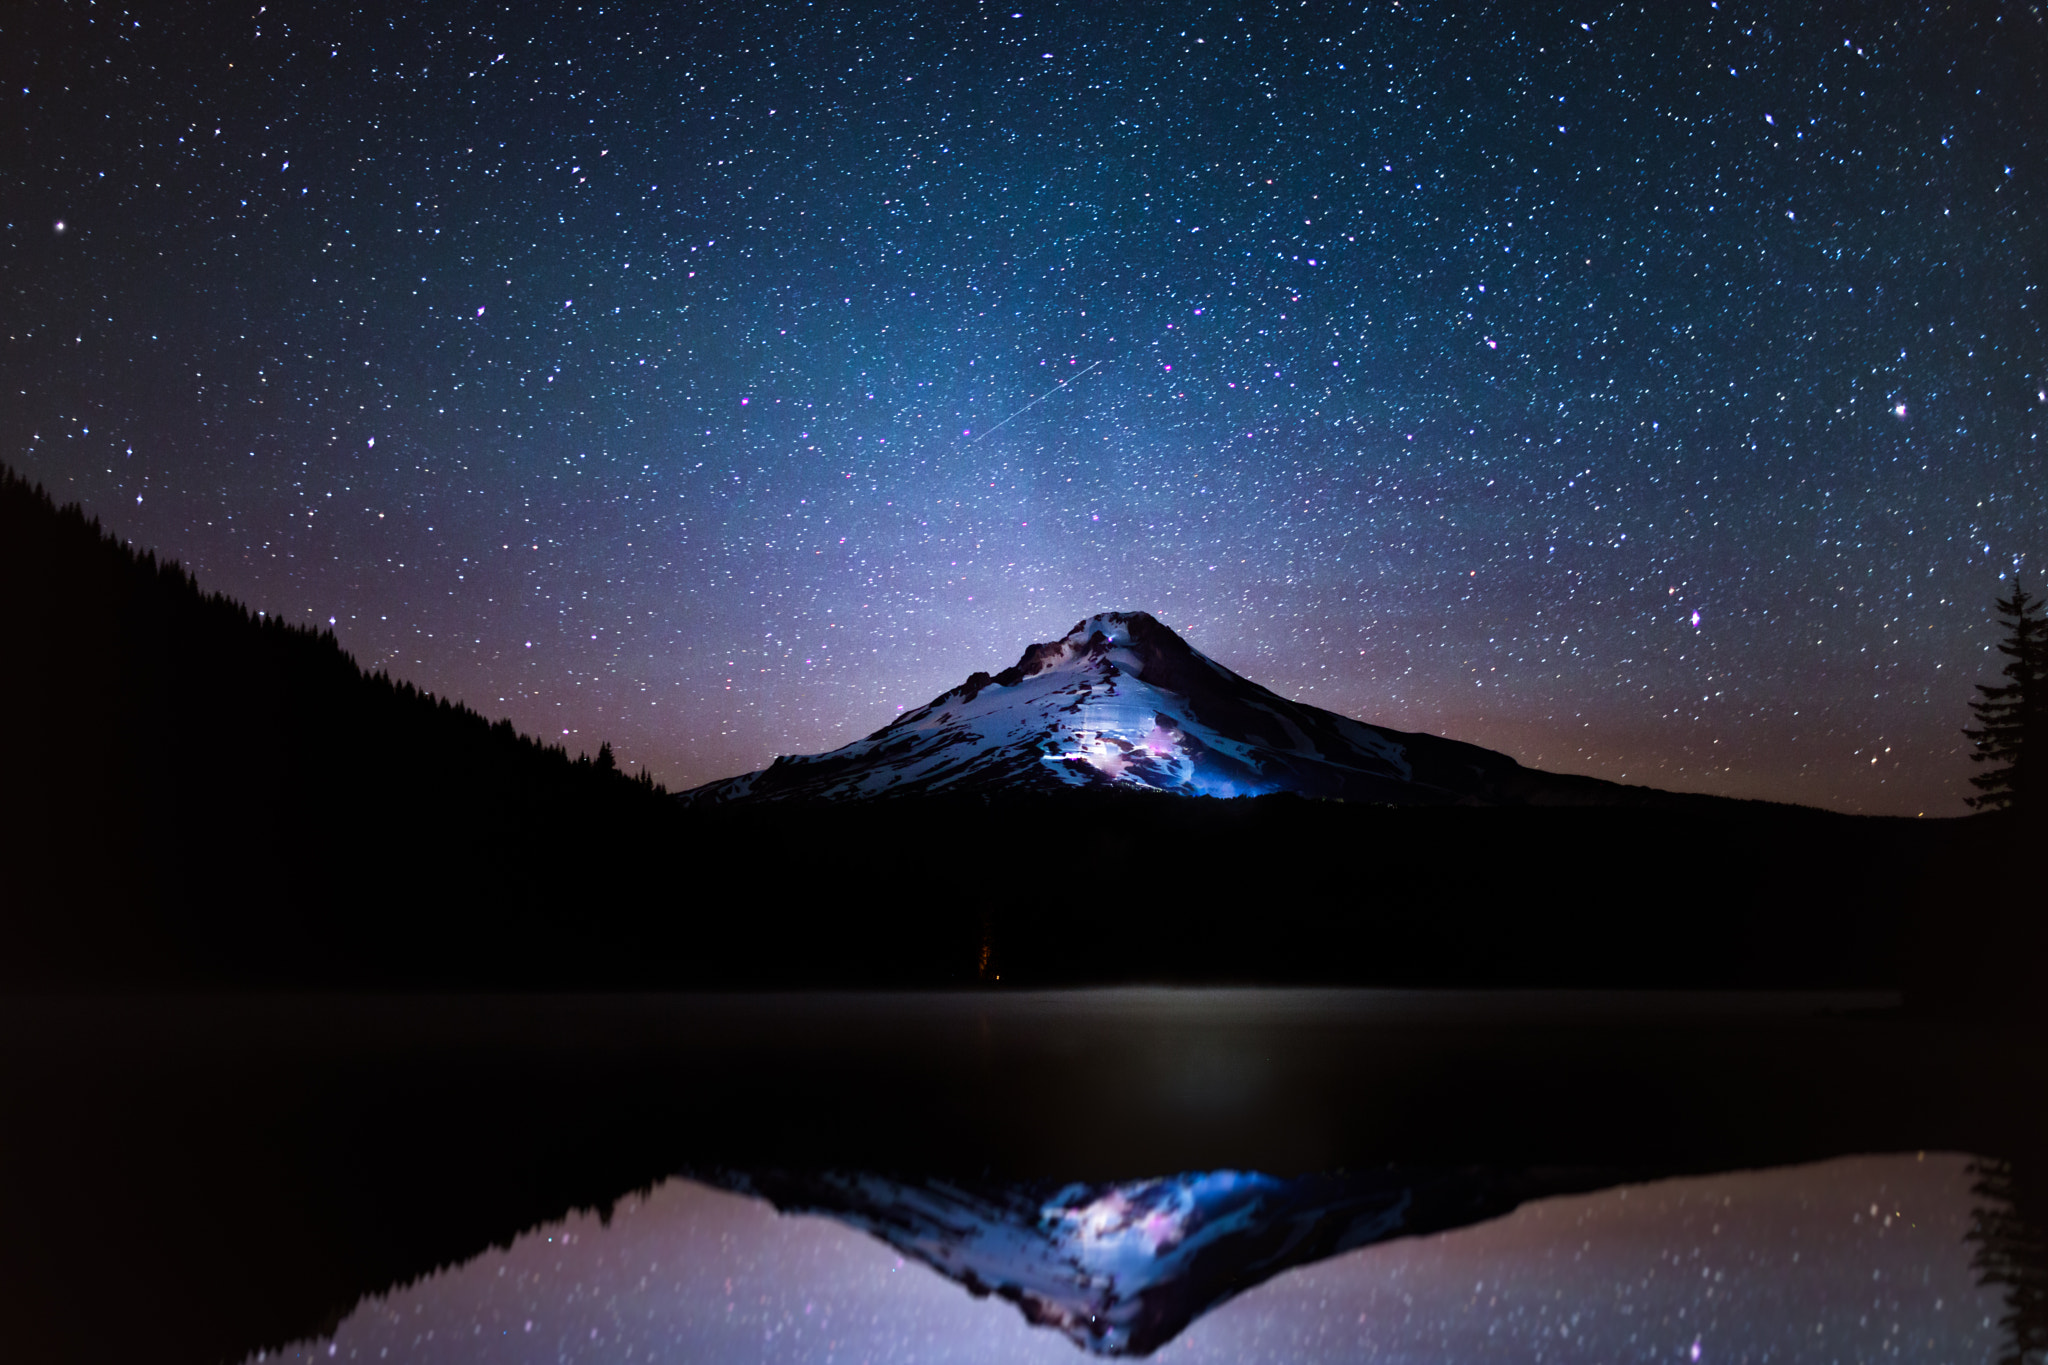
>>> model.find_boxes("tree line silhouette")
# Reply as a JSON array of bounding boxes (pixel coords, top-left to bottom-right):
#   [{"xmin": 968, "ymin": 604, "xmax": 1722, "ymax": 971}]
[
  {"xmin": 1972, "ymin": 1156, "xmax": 2048, "ymax": 1365},
  {"xmin": 1, "ymin": 464, "xmax": 679, "ymax": 984},
  {"xmin": 1965, "ymin": 580, "xmax": 2047, "ymax": 816}
]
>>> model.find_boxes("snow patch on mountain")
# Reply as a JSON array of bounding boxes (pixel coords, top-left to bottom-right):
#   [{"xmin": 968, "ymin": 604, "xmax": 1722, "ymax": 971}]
[
  {"xmin": 703, "ymin": 1168, "xmax": 1418, "ymax": 1356},
  {"xmin": 681, "ymin": 610, "xmax": 1659, "ymax": 807},
  {"xmin": 698, "ymin": 1163, "xmax": 1619, "ymax": 1357}
]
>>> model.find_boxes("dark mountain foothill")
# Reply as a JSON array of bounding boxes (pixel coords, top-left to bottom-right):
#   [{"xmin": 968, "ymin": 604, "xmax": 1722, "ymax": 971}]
[{"xmin": 0, "ymin": 465, "xmax": 2029, "ymax": 999}]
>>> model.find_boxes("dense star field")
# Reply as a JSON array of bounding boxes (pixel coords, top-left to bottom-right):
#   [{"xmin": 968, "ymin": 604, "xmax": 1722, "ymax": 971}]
[{"xmin": 7, "ymin": 0, "xmax": 2044, "ymax": 813}]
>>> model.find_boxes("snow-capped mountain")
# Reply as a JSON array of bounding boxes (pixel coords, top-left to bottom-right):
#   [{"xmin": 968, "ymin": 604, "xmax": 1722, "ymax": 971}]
[
  {"xmin": 700, "ymin": 1166, "xmax": 1607, "ymax": 1356},
  {"xmin": 681, "ymin": 610, "xmax": 1658, "ymax": 806}
]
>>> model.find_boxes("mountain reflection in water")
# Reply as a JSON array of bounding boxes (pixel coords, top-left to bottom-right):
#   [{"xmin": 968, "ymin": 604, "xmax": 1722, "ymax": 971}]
[{"xmin": 263, "ymin": 1155, "xmax": 2000, "ymax": 1364}]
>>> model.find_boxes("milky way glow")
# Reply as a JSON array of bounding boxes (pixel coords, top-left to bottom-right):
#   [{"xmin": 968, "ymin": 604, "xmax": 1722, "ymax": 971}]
[{"xmin": 8, "ymin": 1, "xmax": 2044, "ymax": 813}]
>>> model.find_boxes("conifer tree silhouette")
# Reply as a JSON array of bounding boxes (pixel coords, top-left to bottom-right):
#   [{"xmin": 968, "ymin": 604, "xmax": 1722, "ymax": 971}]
[
  {"xmin": 1964, "ymin": 581, "xmax": 2048, "ymax": 812},
  {"xmin": 1969, "ymin": 1157, "xmax": 2048, "ymax": 1365}
]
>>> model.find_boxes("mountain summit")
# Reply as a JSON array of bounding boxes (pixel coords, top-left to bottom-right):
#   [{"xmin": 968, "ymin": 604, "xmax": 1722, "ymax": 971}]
[
  {"xmin": 703, "ymin": 1165, "xmax": 1603, "ymax": 1357},
  {"xmin": 682, "ymin": 610, "xmax": 1663, "ymax": 806}
]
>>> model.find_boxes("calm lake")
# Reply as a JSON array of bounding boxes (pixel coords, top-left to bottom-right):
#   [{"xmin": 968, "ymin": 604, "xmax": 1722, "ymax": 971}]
[{"xmin": 1, "ymin": 990, "xmax": 2040, "ymax": 1364}]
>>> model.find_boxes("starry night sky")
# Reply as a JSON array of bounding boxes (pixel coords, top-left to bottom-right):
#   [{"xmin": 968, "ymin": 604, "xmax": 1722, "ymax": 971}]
[{"xmin": 9, "ymin": 0, "xmax": 2045, "ymax": 813}]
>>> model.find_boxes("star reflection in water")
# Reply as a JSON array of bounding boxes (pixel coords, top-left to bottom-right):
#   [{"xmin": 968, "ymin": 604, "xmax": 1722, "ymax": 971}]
[{"xmin": 260, "ymin": 1154, "xmax": 2006, "ymax": 1364}]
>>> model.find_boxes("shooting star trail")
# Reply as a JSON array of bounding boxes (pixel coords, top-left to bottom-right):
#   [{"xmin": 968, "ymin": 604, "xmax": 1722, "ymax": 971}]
[{"xmin": 959, "ymin": 360, "xmax": 1105, "ymax": 446}]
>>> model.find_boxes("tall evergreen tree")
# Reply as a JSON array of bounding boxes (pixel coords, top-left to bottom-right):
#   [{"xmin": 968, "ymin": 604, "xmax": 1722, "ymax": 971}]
[{"xmin": 1963, "ymin": 581, "xmax": 2048, "ymax": 812}]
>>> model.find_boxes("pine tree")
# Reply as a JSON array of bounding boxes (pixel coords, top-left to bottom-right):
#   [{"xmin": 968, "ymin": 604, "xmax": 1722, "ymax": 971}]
[{"xmin": 1963, "ymin": 581, "xmax": 2048, "ymax": 811}]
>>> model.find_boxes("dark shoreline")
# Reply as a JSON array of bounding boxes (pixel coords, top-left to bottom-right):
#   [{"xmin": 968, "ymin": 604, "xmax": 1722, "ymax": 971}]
[{"xmin": 9, "ymin": 792, "xmax": 2027, "ymax": 1001}]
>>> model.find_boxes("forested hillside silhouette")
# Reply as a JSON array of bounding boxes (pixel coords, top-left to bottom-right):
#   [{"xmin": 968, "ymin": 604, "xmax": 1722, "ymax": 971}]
[{"xmin": 1, "ymin": 466, "xmax": 678, "ymax": 984}]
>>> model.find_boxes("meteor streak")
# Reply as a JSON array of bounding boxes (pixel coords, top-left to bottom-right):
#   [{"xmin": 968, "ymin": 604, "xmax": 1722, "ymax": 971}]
[{"xmin": 960, "ymin": 360, "xmax": 1104, "ymax": 445}]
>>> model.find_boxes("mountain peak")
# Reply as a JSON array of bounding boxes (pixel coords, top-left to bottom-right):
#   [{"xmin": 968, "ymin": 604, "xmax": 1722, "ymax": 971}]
[
  {"xmin": 955, "ymin": 610, "xmax": 1192, "ymax": 702},
  {"xmin": 1059, "ymin": 609, "xmax": 1174, "ymax": 649},
  {"xmin": 703, "ymin": 1165, "xmax": 1573, "ymax": 1356},
  {"xmin": 681, "ymin": 613, "xmax": 1665, "ymax": 808}
]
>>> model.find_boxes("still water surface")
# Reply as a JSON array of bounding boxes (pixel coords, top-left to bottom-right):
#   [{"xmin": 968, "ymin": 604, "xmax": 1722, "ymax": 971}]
[
  {"xmin": 272, "ymin": 1155, "xmax": 2000, "ymax": 1364},
  {"xmin": 7, "ymin": 989, "xmax": 2036, "ymax": 1365}
]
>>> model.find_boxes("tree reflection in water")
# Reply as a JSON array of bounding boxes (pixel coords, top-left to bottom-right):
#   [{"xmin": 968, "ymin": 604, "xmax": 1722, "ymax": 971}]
[{"xmin": 1970, "ymin": 1158, "xmax": 2048, "ymax": 1365}]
